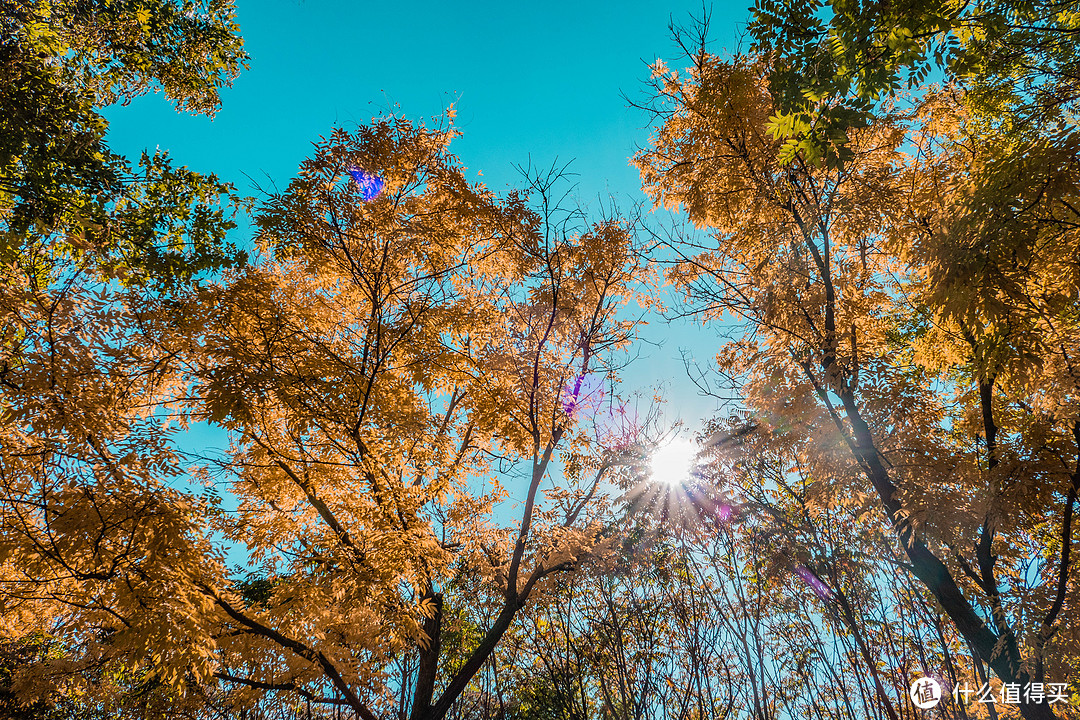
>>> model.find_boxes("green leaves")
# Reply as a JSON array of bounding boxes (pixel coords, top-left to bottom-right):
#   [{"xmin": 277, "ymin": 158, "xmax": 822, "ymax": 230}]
[
  {"xmin": 1, "ymin": 0, "xmax": 249, "ymax": 290},
  {"xmin": 748, "ymin": 0, "xmax": 1080, "ymax": 167}
]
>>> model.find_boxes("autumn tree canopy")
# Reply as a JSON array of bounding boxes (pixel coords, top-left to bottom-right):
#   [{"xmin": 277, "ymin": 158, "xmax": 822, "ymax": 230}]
[
  {"xmin": 637, "ymin": 33, "xmax": 1080, "ymax": 720},
  {"xmin": 2, "ymin": 2, "xmax": 1079, "ymax": 719},
  {"xmin": 188, "ymin": 117, "xmax": 646, "ymax": 720},
  {"xmin": 2, "ymin": 1, "xmax": 242, "ymax": 716},
  {"xmin": 2, "ymin": 91, "xmax": 649, "ymax": 720}
]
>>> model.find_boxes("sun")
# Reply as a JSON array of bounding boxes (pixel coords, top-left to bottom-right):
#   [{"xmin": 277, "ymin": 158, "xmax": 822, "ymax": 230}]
[{"xmin": 650, "ymin": 436, "xmax": 698, "ymax": 486}]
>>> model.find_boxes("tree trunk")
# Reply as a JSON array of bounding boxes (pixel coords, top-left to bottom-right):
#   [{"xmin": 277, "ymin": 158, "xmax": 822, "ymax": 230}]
[{"xmin": 409, "ymin": 592, "xmax": 443, "ymax": 720}]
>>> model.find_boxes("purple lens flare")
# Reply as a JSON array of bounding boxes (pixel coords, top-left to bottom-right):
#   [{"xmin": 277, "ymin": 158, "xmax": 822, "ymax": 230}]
[
  {"xmin": 793, "ymin": 565, "xmax": 834, "ymax": 600},
  {"xmin": 347, "ymin": 166, "xmax": 384, "ymax": 201},
  {"xmin": 560, "ymin": 373, "xmax": 605, "ymax": 420}
]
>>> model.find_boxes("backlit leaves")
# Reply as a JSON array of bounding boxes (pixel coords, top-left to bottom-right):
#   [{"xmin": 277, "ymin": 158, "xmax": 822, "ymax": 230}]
[{"xmin": 638, "ymin": 46, "xmax": 1080, "ymax": 711}]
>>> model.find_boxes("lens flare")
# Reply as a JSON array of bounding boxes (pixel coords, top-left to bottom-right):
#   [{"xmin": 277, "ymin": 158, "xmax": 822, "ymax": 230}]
[
  {"xmin": 650, "ymin": 437, "xmax": 697, "ymax": 486},
  {"xmin": 793, "ymin": 565, "xmax": 834, "ymax": 600},
  {"xmin": 560, "ymin": 373, "xmax": 605, "ymax": 420},
  {"xmin": 347, "ymin": 166, "xmax": 384, "ymax": 201},
  {"xmin": 620, "ymin": 436, "xmax": 737, "ymax": 542}
]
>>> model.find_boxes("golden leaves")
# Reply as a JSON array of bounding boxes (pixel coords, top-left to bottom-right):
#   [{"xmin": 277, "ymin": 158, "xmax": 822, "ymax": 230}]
[
  {"xmin": 168, "ymin": 115, "xmax": 648, "ymax": 712},
  {"xmin": 639, "ymin": 48, "xmax": 1080, "ymax": 687}
]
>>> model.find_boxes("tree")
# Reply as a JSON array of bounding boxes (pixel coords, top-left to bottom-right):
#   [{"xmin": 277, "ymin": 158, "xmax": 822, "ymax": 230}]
[
  {"xmin": 637, "ymin": 47, "xmax": 1079, "ymax": 719},
  {"xmin": 492, "ymin": 411, "xmax": 978, "ymax": 720},
  {"xmin": 1, "ymin": 2, "xmax": 248, "ymax": 716},
  {"xmin": 2, "ymin": 6, "xmax": 649, "ymax": 716},
  {"xmin": 188, "ymin": 117, "xmax": 646, "ymax": 720},
  {"xmin": 1, "ymin": 0, "xmax": 248, "ymax": 285},
  {"xmin": 746, "ymin": 0, "xmax": 1080, "ymax": 165}
]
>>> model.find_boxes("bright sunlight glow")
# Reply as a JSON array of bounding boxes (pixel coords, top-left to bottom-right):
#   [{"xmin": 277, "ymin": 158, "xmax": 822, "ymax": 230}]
[{"xmin": 650, "ymin": 437, "xmax": 697, "ymax": 486}]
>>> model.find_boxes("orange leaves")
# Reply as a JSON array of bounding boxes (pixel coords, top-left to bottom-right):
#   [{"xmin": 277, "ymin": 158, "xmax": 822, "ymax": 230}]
[
  {"xmin": 637, "ymin": 55, "xmax": 908, "ymax": 379},
  {"xmin": 4, "ymin": 111, "xmax": 637, "ymax": 714},
  {"xmin": 0, "ymin": 266, "xmax": 228, "ymax": 685},
  {"xmin": 639, "ymin": 45, "xmax": 1080, "ymax": 696},
  {"xmin": 171, "ymin": 115, "xmax": 649, "ymax": 715}
]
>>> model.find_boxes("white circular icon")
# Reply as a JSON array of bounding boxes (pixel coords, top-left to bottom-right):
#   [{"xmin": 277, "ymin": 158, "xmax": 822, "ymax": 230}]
[{"xmin": 910, "ymin": 677, "xmax": 942, "ymax": 709}]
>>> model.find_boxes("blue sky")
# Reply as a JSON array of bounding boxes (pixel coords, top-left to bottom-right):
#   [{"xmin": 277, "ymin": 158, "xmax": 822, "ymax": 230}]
[{"xmin": 104, "ymin": 0, "xmax": 754, "ymax": 440}]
